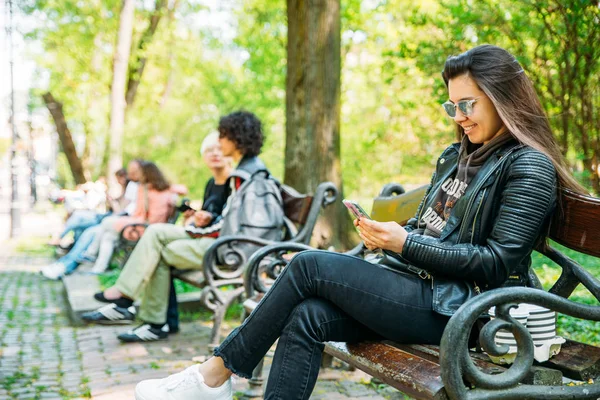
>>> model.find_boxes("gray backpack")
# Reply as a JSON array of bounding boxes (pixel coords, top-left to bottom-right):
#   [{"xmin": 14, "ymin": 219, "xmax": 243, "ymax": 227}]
[{"xmin": 218, "ymin": 169, "xmax": 285, "ymax": 262}]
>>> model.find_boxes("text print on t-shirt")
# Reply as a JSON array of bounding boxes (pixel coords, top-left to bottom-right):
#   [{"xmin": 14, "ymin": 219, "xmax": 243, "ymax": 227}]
[{"xmin": 421, "ymin": 177, "xmax": 469, "ymax": 237}]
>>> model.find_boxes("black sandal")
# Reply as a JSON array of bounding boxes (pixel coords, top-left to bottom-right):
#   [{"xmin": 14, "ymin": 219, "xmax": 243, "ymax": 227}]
[{"xmin": 94, "ymin": 292, "xmax": 133, "ymax": 308}]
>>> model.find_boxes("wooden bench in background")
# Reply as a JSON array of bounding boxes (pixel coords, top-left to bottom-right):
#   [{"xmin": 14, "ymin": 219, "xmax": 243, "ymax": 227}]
[{"xmin": 240, "ymin": 185, "xmax": 600, "ymax": 399}]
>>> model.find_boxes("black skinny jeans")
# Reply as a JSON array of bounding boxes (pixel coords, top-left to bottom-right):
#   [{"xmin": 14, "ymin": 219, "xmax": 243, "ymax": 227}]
[{"xmin": 214, "ymin": 250, "xmax": 450, "ymax": 400}]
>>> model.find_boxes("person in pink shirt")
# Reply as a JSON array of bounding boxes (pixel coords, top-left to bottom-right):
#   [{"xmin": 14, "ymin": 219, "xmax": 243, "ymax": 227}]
[{"xmin": 83, "ymin": 161, "xmax": 183, "ymax": 274}]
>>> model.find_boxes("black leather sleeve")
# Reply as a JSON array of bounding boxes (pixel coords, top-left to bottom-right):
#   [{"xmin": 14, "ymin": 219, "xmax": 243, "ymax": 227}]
[{"xmin": 400, "ymin": 151, "xmax": 557, "ymax": 288}]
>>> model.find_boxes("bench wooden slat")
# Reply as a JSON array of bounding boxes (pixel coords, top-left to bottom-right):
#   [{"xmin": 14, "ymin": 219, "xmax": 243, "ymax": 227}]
[
  {"xmin": 393, "ymin": 343, "xmax": 506, "ymax": 376},
  {"xmin": 549, "ymin": 189, "xmax": 600, "ymax": 258},
  {"xmin": 415, "ymin": 344, "xmax": 562, "ymax": 385},
  {"xmin": 540, "ymin": 339, "xmax": 600, "ymax": 381},
  {"xmin": 324, "ymin": 341, "xmax": 448, "ymax": 400}
]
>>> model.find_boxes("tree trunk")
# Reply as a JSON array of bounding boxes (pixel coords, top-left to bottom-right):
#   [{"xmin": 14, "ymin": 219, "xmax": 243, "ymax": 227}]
[
  {"xmin": 159, "ymin": 0, "xmax": 178, "ymax": 108},
  {"xmin": 108, "ymin": 0, "xmax": 136, "ymax": 189},
  {"xmin": 42, "ymin": 92, "xmax": 87, "ymax": 185},
  {"xmin": 285, "ymin": 0, "xmax": 353, "ymax": 249},
  {"xmin": 125, "ymin": 0, "xmax": 167, "ymax": 108}
]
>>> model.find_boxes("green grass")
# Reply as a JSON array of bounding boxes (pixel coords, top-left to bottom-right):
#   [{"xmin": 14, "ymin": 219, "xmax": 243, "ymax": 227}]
[
  {"xmin": 97, "ymin": 270, "xmax": 120, "ymax": 289},
  {"xmin": 12, "ymin": 236, "xmax": 54, "ymax": 257},
  {"xmin": 531, "ymin": 241, "xmax": 600, "ymax": 345},
  {"xmin": 97, "ymin": 270, "xmax": 200, "ymax": 294}
]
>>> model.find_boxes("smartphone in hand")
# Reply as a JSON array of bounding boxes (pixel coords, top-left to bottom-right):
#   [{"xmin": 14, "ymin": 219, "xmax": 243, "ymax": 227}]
[
  {"xmin": 177, "ymin": 201, "xmax": 197, "ymax": 213},
  {"xmin": 342, "ymin": 199, "xmax": 371, "ymax": 220}
]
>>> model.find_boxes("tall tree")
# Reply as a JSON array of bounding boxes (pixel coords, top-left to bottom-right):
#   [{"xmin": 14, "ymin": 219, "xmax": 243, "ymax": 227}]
[
  {"xmin": 42, "ymin": 92, "xmax": 87, "ymax": 185},
  {"xmin": 125, "ymin": 0, "xmax": 169, "ymax": 108},
  {"xmin": 285, "ymin": 0, "xmax": 352, "ymax": 248},
  {"xmin": 108, "ymin": 0, "xmax": 136, "ymax": 189}
]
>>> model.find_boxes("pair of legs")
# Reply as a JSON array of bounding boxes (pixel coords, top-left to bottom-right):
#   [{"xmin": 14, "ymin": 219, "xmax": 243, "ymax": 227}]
[
  {"xmin": 84, "ymin": 215, "xmax": 124, "ymax": 273},
  {"xmin": 52, "ymin": 209, "xmax": 100, "ymax": 244},
  {"xmin": 59, "ymin": 225, "xmax": 101, "ymax": 274},
  {"xmin": 41, "ymin": 224, "xmax": 102, "ymax": 280},
  {"xmin": 105, "ymin": 223, "xmax": 215, "ymax": 325},
  {"xmin": 197, "ymin": 250, "xmax": 449, "ymax": 399}
]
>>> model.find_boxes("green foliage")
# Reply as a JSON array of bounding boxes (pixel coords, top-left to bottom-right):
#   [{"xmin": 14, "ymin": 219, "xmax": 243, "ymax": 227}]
[
  {"xmin": 19, "ymin": 0, "xmax": 598, "ymax": 200},
  {"xmin": 531, "ymin": 241, "xmax": 600, "ymax": 346}
]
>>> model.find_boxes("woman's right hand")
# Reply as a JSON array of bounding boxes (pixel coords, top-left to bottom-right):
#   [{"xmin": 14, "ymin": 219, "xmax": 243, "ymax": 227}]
[
  {"xmin": 183, "ymin": 209, "xmax": 195, "ymax": 219},
  {"xmin": 356, "ymin": 218, "xmax": 408, "ymax": 254},
  {"xmin": 194, "ymin": 210, "xmax": 213, "ymax": 227}
]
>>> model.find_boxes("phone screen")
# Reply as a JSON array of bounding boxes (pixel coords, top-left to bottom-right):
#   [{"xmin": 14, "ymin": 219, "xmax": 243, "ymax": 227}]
[{"xmin": 342, "ymin": 199, "xmax": 371, "ymax": 220}]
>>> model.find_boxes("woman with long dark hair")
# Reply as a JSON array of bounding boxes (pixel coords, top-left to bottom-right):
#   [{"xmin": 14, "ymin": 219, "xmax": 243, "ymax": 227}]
[
  {"xmin": 84, "ymin": 161, "xmax": 181, "ymax": 274},
  {"xmin": 135, "ymin": 45, "xmax": 584, "ymax": 400}
]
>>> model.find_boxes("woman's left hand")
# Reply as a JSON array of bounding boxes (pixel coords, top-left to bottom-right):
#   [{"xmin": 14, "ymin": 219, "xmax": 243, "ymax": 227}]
[{"xmin": 356, "ymin": 218, "xmax": 408, "ymax": 253}]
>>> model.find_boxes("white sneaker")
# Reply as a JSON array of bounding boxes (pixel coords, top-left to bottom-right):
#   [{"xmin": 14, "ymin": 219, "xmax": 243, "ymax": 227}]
[
  {"xmin": 40, "ymin": 263, "xmax": 67, "ymax": 280},
  {"xmin": 135, "ymin": 364, "xmax": 232, "ymax": 400}
]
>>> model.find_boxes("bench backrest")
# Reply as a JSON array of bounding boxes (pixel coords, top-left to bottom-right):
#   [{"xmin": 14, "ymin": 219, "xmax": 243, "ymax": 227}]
[
  {"xmin": 548, "ymin": 189, "xmax": 600, "ymax": 258},
  {"xmin": 371, "ymin": 184, "xmax": 427, "ymax": 225},
  {"xmin": 281, "ymin": 186, "xmax": 314, "ymax": 226},
  {"xmin": 284, "ymin": 182, "xmax": 338, "ymax": 244}
]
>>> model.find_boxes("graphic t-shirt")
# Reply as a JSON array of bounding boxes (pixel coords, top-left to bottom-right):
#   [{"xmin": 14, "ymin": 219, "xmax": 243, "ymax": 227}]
[{"xmin": 421, "ymin": 132, "xmax": 515, "ymax": 238}]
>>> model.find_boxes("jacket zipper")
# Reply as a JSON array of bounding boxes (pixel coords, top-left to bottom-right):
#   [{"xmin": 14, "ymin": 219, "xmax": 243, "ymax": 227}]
[
  {"xmin": 466, "ymin": 182, "xmax": 488, "ymax": 296},
  {"xmin": 470, "ymin": 188, "xmax": 486, "ymax": 244},
  {"xmin": 457, "ymin": 167, "xmax": 496, "ymax": 240},
  {"xmin": 457, "ymin": 145, "xmax": 523, "ymax": 241}
]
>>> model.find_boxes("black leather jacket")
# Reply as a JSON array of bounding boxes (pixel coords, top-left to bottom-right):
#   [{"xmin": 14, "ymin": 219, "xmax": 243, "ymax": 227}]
[{"xmin": 397, "ymin": 140, "xmax": 557, "ymax": 316}]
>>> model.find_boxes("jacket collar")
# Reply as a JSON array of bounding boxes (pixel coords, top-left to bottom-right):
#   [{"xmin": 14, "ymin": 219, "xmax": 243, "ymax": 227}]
[
  {"xmin": 436, "ymin": 138, "xmax": 520, "ymax": 241},
  {"xmin": 236, "ymin": 156, "xmax": 267, "ymax": 175}
]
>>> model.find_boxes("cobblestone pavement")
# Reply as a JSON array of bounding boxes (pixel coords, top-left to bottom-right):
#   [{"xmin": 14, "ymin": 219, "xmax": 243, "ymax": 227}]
[{"xmin": 0, "ymin": 212, "xmax": 407, "ymax": 399}]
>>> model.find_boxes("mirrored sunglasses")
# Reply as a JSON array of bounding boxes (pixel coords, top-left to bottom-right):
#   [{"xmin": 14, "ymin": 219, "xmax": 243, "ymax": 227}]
[{"xmin": 442, "ymin": 98, "xmax": 478, "ymax": 118}]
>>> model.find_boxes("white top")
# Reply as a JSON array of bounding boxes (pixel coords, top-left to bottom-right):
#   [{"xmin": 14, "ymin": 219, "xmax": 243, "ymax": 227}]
[{"xmin": 123, "ymin": 181, "xmax": 139, "ymax": 215}]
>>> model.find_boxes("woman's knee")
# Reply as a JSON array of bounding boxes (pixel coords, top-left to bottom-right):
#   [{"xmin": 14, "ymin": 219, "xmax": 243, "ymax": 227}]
[
  {"xmin": 144, "ymin": 224, "xmax": 160, "ymax": 236},
  {"xmin": 286, "ymin": 250, "xmax": 325, "ymax": 275},
  {"xmin": 285, "ymin": 298, "xmax": 340, "ymax": 341}
]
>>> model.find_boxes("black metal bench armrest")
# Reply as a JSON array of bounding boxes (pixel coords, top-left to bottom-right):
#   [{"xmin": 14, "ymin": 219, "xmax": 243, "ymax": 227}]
[
  {"xmin": 242, "ymin": 241, "xmax": 368, "ymax": 299},
  {"xmin": 344, "ymin": 242, "xmax": 366, "ymax": 257},
  {"xmin": 200, "ymin": 235, "xmax": 281, "ymax": 287},
  {"xmin": 440, "ymin": 287, "xmax": 600, "ymax": 400},
  {"xmin": 243, "ymin": 242, "xmax": 314, "ymax": 298}
]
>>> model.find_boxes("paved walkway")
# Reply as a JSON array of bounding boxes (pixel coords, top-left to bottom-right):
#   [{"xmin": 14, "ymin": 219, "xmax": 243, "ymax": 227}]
[{"xmin": 0, "ymin": 206, "xmax": 406, "ymax": 399}]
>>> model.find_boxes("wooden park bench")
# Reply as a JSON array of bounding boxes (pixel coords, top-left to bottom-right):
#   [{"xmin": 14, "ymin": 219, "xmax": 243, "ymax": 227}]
[
  {"xmin": 171, "ymin": 181, "xmax": 338, "ymax": 348},
  {"xmin": 239, "ymin": 184, "xmax": 600, "ymax": 399}
]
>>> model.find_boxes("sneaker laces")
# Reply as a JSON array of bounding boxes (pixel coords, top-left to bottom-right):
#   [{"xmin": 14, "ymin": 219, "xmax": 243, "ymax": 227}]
[{"xmin": 161, "ymin": 365, "xmax": 201, "ymax": 391}]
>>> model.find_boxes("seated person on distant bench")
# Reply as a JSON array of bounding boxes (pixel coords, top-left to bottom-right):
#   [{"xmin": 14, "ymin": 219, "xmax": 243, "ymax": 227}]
[
  {"xmin": 81, "ymin": 161, "xmax": 182, "ymax": 274},
  {"xmin": 82, "ymin": 112, "xmax": 269, "ymax": 342},
  {"xmin": 132, "ymin": 45, "xmax": 585, "ymax": 400},
  {"xmin": 40, "ymin": 162, "xmax": 143, "ymax": 280},
  {"xmin": 47, "ymin": 168, "xmax": 129, "ymax": 247}
]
